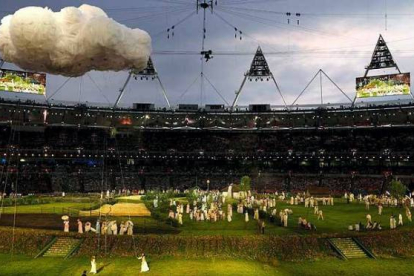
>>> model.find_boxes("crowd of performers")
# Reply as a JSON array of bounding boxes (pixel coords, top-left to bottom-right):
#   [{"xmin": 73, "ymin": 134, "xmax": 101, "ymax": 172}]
[
  {"xmin": 345, "ymin": 192, "xmax": 414, "ymax": 231},
  {"xmin": 154, "ymin": 186, "xmax": 414, "ymax": 233},
  {"xmin": 160, "ymin": 189, "xmax": 322, "ymax": 232},
  {"xmin": 57, "ymin": 186, "xmax": 414, "ymax": 274},
  {"xmin": 62, "ymin": 216, "xmax": 149, "ymax": 273},
  {"xmin": 62, "ymin": 217, "xmax": 135, "ymax": 236}
]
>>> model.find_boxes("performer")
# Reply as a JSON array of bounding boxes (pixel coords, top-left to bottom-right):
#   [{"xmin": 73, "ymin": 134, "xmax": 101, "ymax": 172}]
[
  {"xmin": 245, "ymin": 211, "xmax": 249, "ymax": 222},
  {"xmin": 314, "ymin": 205, "xmax": 318, "ymax": 215},
  {"xmin": 95, "ymin": 219, "xmax": 100, "ymax": 235},
  {"xmin": 101, "ymin": 221, "xmax": 107, "ymax": 235},
  {"xmin": 366, "ymin": 214, "xmax": 372, "ymax": 225},
  {"xmin": 390, "ymin": 215, "xmax": 396, "ymax": 229},
  {"xmin": 64, "ymin": 219, "xmax": 70, "ymax": 233},
  {"xmin": 398, "ymin": 214, "xmax": 403, "ymax": 226},
  {"xmin": 119, "ymin": 222, "xmax": 126, "ymax": 235},
  {"xmin": 90, "ymin": 256, "xmax": 97, "ymax": 274},
  {"xmin": 138, "ymin": 253, "xmax": 150, "ymax": 273},
  {"xmin": 261, "ymin": 220, "xmax": 265, "ymax": 234},
  {"xmin": 254, "ymin": 209, "xmax": 259, "ymax": 220},
  {"xmin": 365, "ymin": 199, "xmax": 370, "ymax": 210},
  {"xmin": 111, "ymin": 221, "xmax": 118, "ymax": 235},
  {"xmin": 77, "ymin": 219, "xmax": 83, "ymax": 234},
  {"xmin": 127, "ymin": 220, "xmax": 134, "ymax": 235},
  {"xmin": 85, "ymin": 221, "xmax": 94, "ymax": 233},
  {"xmin": 283, "ymin": 212, "xmax": 288, "ymax": 227},
  {"xmin": 317, "ymin": 210, "xmax": 324, "ymax": 220}
]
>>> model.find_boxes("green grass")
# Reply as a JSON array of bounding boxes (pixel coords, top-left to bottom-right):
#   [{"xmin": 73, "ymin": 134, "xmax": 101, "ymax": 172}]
[
  {"xmin": 0, "ymin": 202, "xmax": 97, "ymax": 215},
  {"xmin": 165, "ymin": 198, "xmax": 414, "ymax": 236},
  {"xmin": 0, "ymin": 254, "xmax": 413, "ymax": 276},
  {"xmin": 2, "ymin": 195, "xmax": 414, "ymax": 236}
]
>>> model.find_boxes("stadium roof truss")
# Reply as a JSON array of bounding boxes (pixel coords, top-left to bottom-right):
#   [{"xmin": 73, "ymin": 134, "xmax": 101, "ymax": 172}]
[
  {"xmin": 290, "ymin": 69, "xmax": 353, "ymax": 108},
  {"xmin": 231, "ymin": 46, "xmax": 287, "ymax": 110},
  {"xmin": 114, "ymin": 57, "xmax": 171, "ymax": 109}
]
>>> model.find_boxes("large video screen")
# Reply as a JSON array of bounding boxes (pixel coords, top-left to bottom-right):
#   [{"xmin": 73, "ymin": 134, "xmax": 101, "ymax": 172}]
[
  {"xmin": 0, "ymin": 69, "xmax": 46, "ymax": 95},
  {"xmin": 356, "ymin": 73, "xmax": 410, "ymax": 98}
]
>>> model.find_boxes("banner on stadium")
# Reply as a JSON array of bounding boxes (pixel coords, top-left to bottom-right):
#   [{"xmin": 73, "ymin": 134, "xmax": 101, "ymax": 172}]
[
  {"xmin": 0, "ymin": 69, "xmax": 46, "ymax": 95},
  {"xmin": 356, "ymin": 73, "xmax": 410, "ymax": 98}
]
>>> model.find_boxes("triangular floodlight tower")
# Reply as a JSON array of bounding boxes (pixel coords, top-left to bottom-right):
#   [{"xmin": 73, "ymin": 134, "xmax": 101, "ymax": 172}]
[
  {"xmin": 290, "ymin": 69, "xmax": 353, "ymax": 108},
  {"xmin": 231, "ymin": 46, "xmax": 287, "ymax": 110},
  {"xmin": 364, "ymin": 34, "xmax": 400, "ymax": 77},
  {"xmin": 113, "ymin": 57, "xmax": 171, "ymax": 108},
  {"xmin": 352, "ymin": 34, "xmax": 414, "ymax": 105},
  {"xmin": 353, "ymin": 34, "xmax": 412, "ymax": 105}
]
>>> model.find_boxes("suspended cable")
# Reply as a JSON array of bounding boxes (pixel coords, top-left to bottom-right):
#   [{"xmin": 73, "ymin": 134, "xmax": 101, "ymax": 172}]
[
  {"xmin": 112, "ymin": 129, "xmax": 138, "ymax": 258},
  {"xmin": 78, "ymin": 77, "xmax": 83, "ymax": 104},
  {"xmin": 150, "ymin": 0, "xmax": 193, "ymax": 5},
  {"xmin": 216, "ymin": 6, "xmax": 365, "ymax": 41},
  {"xmin": 105, "ymin": 5, "xmax": 190, "ymax": 12},
  {"xmin": 46, "ymin": 78, "xmax": 72, "ymax": 101},
  {"xmin": 166, "ymin": 10, "xmax": 197, "ymax": 39},
  {"xmin": 10, "ymin": 153, "xmax": 19, "ymax": 257},
  {"xmin": 214, "ymin": 11, "xmax": 281, "ymax": 52},
  {"xmin": 119, "ymin": 7, "xmax": 193, "ymax": 24},
  {"xmin": 220, "ymin": 0, "xmax": 279, "ymax": 6},
  {"xmin": 203, "ymin": 73, "xmax": 230, "ymax": 105},
  {"xmin": 178, "ymin": 74, "xmax": 201, "ymax": 101},
  {"xmin": 0, "ymin": 119, "xmax": 18, "ymax": 219},
  {"xmin": 86, "ymin": 73, "xmax": 111, "ymax": 105},
  {"xmin": 219, "ymin": 5, "xmax": 414, "ymax": 18}
]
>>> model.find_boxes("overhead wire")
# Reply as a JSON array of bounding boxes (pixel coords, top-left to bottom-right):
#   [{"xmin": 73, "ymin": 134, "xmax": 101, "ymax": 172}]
[
  {"xmin": 46, "ymin": 78, "xmax": 72, "ymax": 101},
  {"xmin": 149, "ymin": 10, "xmax": 197, "ymax": 40},
  {"xmin": 220, "ymin": 0, "xmax": 281, "ymax": 6},
  {"xmin": 203, "ymin": 73, "xmax": 230, "ymax": 105},
  {"xmin": 0, "ymin": 120, "xmax": 18, "ymax": 220},
  {"xmin": 147, "ymin": 0, "xmax": 193, "ymax": 6},
  {"xmin": 216, "ymin": 6, "xmax": 366, "ymax": 41},
  {"xmin": 213, "ymin": 11, "xmax": 281, "ymax": 52},
  {"xmin": 178, "ymin": 74, "xmax": 201, "ymax": 101},
  {"xmin": 86, "ymin": 73, "xmax": 111, "ymax": 105},
  {"xmin": 119, "ymin": 6, "xmax": 193, "ymax": 24},
  {"xmin": 217, "ymin": 6, "xmax": 414, "ymax": 18}
]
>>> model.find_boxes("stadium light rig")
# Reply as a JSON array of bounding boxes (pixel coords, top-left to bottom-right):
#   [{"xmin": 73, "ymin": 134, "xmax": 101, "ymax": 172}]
[
  {"xmin": 114, "ymin": 58, "xmax": 171, "ymax": 109},
  {"xmin": 232, "ymin": 46, "xmax": 287, "ymax": 110}
]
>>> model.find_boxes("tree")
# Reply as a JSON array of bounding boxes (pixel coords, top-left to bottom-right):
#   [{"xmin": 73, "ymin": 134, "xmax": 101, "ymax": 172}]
[
  {"xmin": 389, "ymin": 179, "xmax": 407, "ymax": 200},
  {"xmin": 240, "ymin": 176, "xmax": 251, "ymax": 193}
]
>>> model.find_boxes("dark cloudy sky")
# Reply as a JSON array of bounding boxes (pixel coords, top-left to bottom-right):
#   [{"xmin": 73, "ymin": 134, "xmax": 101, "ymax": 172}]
[{"xmin": 1, "ymin": 0, "xmax": 414, "ymax": 108}]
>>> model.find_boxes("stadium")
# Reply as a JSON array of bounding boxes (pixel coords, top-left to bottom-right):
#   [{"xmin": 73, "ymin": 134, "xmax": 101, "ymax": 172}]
[
  {"xmin": 1, "ymin": 1, "xmax": 414, "ymax": 275},
  {"xmin": 1, "ymin": 99, "xmax": 414, "ymax": 194}
]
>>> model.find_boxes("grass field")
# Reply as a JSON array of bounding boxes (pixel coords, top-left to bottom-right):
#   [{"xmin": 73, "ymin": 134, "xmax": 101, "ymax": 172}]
[
  {"xmin": 1, "ymin": 196, "xmax": 414, "ymax": 275},
  {"xmin": 0, "ymin": 196, "xmax": 413, "ymax": 236},
  {"xmin": 0, "ymin": 254, "xmax": 413, "ymax": 276},
  {"xmin": 0, "ymin": 202, "xmax": 96, "ymax": 215},
  {"xmin": 163, "ymin": 198, "xmax": 414, "ymax": 236}
]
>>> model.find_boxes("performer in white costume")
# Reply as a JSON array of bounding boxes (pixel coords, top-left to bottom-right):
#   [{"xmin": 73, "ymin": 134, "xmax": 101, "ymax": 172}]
[
  {"xmin": 138, "ymin": 253, "xmax": 150, "ymax": 272},
  {"xmin": 90, "ymin": 256, "xmax": 97, "ymax": 274}
]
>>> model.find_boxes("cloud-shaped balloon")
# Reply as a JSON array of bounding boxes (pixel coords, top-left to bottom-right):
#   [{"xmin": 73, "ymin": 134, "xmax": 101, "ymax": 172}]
[{"xmin": 0, "ymin": 5, "xmax": 151, "ymax": 77}]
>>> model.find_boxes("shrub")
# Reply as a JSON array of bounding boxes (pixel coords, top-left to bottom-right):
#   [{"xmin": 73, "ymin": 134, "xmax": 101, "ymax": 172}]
[{"xmin": 2, "ymin": 227, "xmax": 414, "ymax": 261}]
